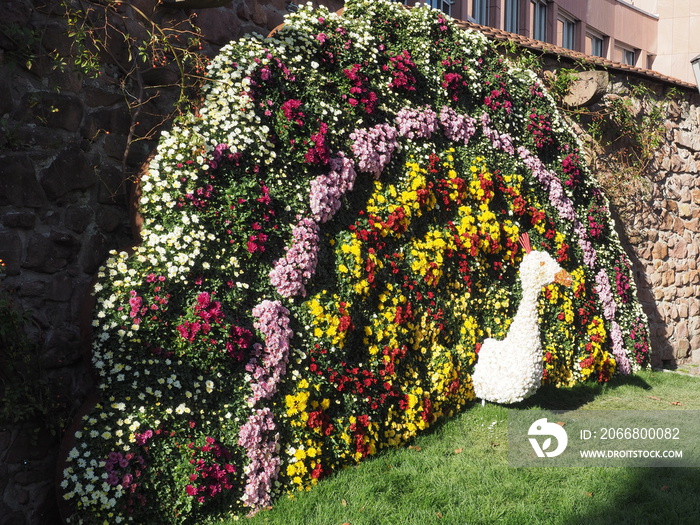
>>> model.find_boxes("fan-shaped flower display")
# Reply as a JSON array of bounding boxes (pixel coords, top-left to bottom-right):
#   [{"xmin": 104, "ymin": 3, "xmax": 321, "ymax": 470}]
[{"xmin": 60, "ymin": 1, "xmax": 650, "ymax": 523}]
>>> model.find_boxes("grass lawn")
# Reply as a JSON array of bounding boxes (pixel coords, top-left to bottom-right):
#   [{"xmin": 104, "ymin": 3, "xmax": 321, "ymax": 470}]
[{"xmin": 238, "ymin": 370, "xmax": 700, "ymax": 525}]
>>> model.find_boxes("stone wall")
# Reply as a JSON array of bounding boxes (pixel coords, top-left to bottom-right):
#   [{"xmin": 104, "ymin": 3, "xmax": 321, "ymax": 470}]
[
  {"xmin": 614, "ymin": 84, "xmax": 700, "ymax": 367},
  {"xmin": 0, "ymin": 2, "xmax": 341, "ymax": 524},
  {"xmin": 542, "ymin": 62, "xmax": 700, "ymax": 369}
]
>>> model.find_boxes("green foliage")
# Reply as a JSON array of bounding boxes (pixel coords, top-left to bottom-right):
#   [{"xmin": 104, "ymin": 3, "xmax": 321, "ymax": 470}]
[
  {"xmin": 0, "ymin": 288, "xmax": 65, "ymax": 436},
  {"xmin": 581, "ymin": 84, "xmax": 673, "ymax": 219},
  {"xmin": 544, "ymin": 67, "xmax": 579, "ymax": 103},
  {"xmin": 61, "ymin": 0, "xmax": 209, "ymax": 113},
  {"xmin": 0, "ymin": 23, "xmax": 43, "ymax": 70}
]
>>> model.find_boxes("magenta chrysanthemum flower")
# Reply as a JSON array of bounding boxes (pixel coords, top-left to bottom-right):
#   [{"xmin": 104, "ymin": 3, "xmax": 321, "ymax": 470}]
[
  {"xmin": 309, "ymin": 153, "xmax": 357, "ymax": 223},
  {"xmin": 439, "ymin": 106, "xmax": 476, "ymax": 144},
  {"xmin": 395, "ymin": 106, "xmax": 438, "ymax": 140},
  {"xmin": 269, "ymin": 218, "xmax": 320, "ymax": 298},
  {"xmin": 350, "ymin": 123, "xmax": 399, "ymax": 178}
]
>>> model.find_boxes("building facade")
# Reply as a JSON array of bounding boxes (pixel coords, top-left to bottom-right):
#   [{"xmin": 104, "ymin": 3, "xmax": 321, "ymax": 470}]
[{"xmin": 399, "ymin": 0, "xmax": 700, "ymax": 85}]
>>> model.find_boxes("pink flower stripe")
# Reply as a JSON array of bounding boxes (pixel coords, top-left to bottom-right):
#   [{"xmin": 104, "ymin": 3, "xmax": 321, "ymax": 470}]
[
  {"xmin": 237, "ymin": 407, "xmax": 280, "ymax": 511},
  {"xmin": 246, "ymin": 300, "xmax": 293, "ymax": 404},
  {"xmin": 269, "ymin": 218, "xmax": 320, "ymax": 298},
  {"xmin": 439, "ymin": 106, "xmax": 477, "ymax": 145},
  {"xmin": 480, "ymin": 112, "xmax": 515, "ymax": 154},
  {"xmin": 239, "ymin": 301, "xmax": 292, "ymax": 511},
  {"xmin": 395, "ymin": 106, "xmax": 438, "ymax": 140},
  {"xmin": 309, "ymin": 153, "xmax": 357, "ymax": 224},
  {"xmin": 610, "ymin": 321, "xmax": 631, "ymax": 374},
  {"xmin": 350, "ymin": 123, "xmax": 399, "ymax": 178}
]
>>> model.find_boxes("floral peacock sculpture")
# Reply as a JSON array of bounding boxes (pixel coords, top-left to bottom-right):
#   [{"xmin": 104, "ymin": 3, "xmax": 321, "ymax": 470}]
[
  {"xmin": 59, "ymin": 1, "xmax": 650, "ymax": 523},
  {"xmin": 472, "ymin": 233, "xmax": 573, "ymax": 404}
]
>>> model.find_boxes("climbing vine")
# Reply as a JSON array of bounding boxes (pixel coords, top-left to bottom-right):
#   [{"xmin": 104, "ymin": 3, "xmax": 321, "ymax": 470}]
[
  {"xmin": 0, "ymin": 0, "xmax": 209, "ymax": 178},
  {"xmin": 543, "ymin": 68, "xmax": 676, "ymax": 225}
]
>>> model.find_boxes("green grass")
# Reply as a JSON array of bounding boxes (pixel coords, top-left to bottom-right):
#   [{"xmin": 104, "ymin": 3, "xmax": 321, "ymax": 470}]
[{"xmin": 236, "ymin": 370, "xmax": 700, "ymax": 525}]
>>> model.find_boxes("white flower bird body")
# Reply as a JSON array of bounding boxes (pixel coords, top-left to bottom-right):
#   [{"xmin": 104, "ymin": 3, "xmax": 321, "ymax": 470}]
[{"xmin": 472, "ymin": 235, "xmax": 572, "ymax": 404}]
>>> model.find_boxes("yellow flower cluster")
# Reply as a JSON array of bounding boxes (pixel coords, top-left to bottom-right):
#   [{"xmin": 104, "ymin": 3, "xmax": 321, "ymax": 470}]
[
  {"xmin": 285, "ymin": 147, "xmax": 621, "ymax": 497},
  {"xmin": 367, "ymin": 283, "xmax": 414, "ymax": 356},
  {"xmin": 284, "ymin": 379, "xmax": 335, "ymax": 489},
  {"xmin": 307, "ymin": 293, "xmax": 352, "ymax": 349},
  {"xmin": 337, "ymin": 235, "xmax": 370, "ymax": 295},
  {"xmin": 410, "ymin": 229, "xmax": 452, "ymax": 286}
]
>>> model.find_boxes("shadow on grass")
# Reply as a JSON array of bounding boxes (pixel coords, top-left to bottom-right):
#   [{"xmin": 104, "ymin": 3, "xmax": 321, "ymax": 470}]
[
  {"xmin": 561, "ymin": 467, "xmax": 700, "ymax": 525},
  {"xmin": 512, "ymin": 373, "xmax": 654, "ymax": 411}
]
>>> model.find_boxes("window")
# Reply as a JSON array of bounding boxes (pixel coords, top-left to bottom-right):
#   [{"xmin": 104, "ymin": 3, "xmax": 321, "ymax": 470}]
[
  {"xmin": 558, "ymin": 14, "xmax": 576, "ymax": 50},
  {"xmin": 586, "ymin": 32, "xmax": 605, "ymax": 57},
  {"xmin": 505, "ymin": 0, "xmax": 520, "ymax": 33},
  {"xmin": 646, "ymin": 54, "xmax": 656, "ymax": 70},
  {"xmin": 532, "ymin": 0, "xmax": 547, "ymax": 41},
  {"xmin": 429, "ymin": 0, "xmax": 454, "ymax": 16},
  {"xmin": 616, "ymin": 45, "xmax": 637, "ymax": 66},
  {"xmin": 473, "ymin": 0, "xmax": 489, "ymax": 25}
]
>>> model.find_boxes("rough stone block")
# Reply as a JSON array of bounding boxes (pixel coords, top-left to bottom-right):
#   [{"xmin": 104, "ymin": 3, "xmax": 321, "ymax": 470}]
[
  {"xmin": 690, "ymin": 300, "xmax": 700, "ymax": 317},
  {"xmin": 651, "ymin": 241, "xmax": 668, "ymax": 260},
  {"xmin": 670, "ymin": 237, "xmax": 688, "ymax": 258},
  {"xmin": 82, "ymin": 107, "xmax": 132, "ymax": 142},
  {"xmin": 82, "ymin": 84, "xmax": 124, "ymax": 108},
  {"xmin": 0, "ymin": 74, "xmax": 14, "ymax": 117},
  {"xmin": 96, "ymin": 206, "xmax": 124, "ymax": 234},
  {"xmin": 691, "ymin": 188, "xmax": 700, "ymax": 205},
  {"xmin": 140, "ymin": 63, "xmax": 181, "ymax": 87},
  {"xmin": 0, "ymin": 230, "xmax": 22, "ymax": 276},
  {"xmin": 675, "ymin": 319, "xmax": 689, "ymax": 339},
  {"xmin": 264, "ymin": 5, "xmax": 285, "ymax": 30},
  {"xmin": 47, "ymin": 272, "xmax": 74, "ymax": 302},
  {"xmin": 2, "ymin": 211, "xmax": 35, "ymax": 229},
  {"xmin": 194, "ymin": 6, "xmax": 244, "ymax": 46},
  {"xmin": 23, "ymin": 233, "xmax": 51, "ymax": 271},
  {"xmin": 663, "ymin": 287, "xmax": 677, "ymax": 301},
  {"xmin": 18, "ymin": 92, "xmax": 84, "ymax": 132},
  {"xmin": 80, "ymin": 232, "xmax": 110, "ymax": 274},
  {"xmin": 561, "ymin": 71, "xmax": 609, "ymax": 108},
  {"xmin": 684, "ymin": 217, "xmax": 700, "ymax": 233},
  {"xmin": 676, "ymin": 129, "xmax": 700, "ymax": 152},
  {"xmin": 676, "ymin": 338, "xmax": 691, "ymax": 357},
  {"xmin": 23, "ymin": 232, "xmax": 77, "ymax": 274},
  {"xmin": 41, "ymin": 327, "xmax": 82, "ymax": 369},
  {"xmin": 678, "ymin": 202, "xmax": 692, "ymax": 219},
  {"xmin": 65, "ymin": 206, "xmax": 94, "ymax": 233},
  {"xmin": 19, "ymin": 280, "xmax": 46, "ymax": 297},
  {"xmin": 40, "ymin": 144, "xmax": 95, "ymax": 200},
  {"xmin": 0, "ymin": 154, "xmax": 46, "ymax": 208},
  {"xmin": 662, "ymin": 269, "xmax": 675, "ymax": 286}
]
